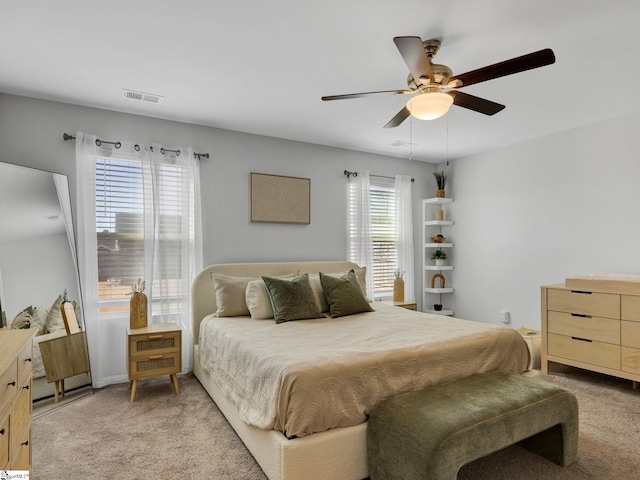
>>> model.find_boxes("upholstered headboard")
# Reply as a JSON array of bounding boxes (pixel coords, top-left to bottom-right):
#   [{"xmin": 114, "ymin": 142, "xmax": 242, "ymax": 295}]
[{"xmin": 190, "ymin": 260, "xmax": 360, "ymax": 345}]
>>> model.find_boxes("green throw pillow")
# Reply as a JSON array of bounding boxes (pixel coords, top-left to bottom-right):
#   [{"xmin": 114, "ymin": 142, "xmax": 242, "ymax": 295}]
[
  {"xmin": 319, "ymin": 270, "xmax": 374, "ymax": 318},
  {"xmin": 262, "ymin": 274, "xmax": 322, "ymax": 324}
]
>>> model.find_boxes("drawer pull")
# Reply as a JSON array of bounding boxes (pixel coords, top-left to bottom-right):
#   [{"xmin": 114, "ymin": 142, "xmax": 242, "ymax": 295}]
[
  {"xmin": 22, "ymin": 384, "xmax": 30, "ymax": 390},
  {"xmin": 0, "ymin": 428, "xmax": 5, "ymax": 435},
  {"xmin": 570, "ymin": 290, "xmax": 592, "ymax": 295},
  {"xmin": 571, "ymin": 336, "xmax": 593, "ymax": 343},
  {"xmin": 7, "ymin": 381, "xmax": 16, "ymax": 387},
  {"xmin": 571, "ymin": 313, "xmax": 592, "ymax": 318},
  {"xmin": 21, "ymin": 440, "xmax": 29, "ymax": 447},
  {"xmin": 148, "ymin": 355, "xmax": 164, "ymax": 360},
  {"xmin": 148, "ymin": 334, "xmax": 164, "ymax": 339},
  {"xmin": 25, "ymin": 357, "xmax": 32, "ymax": 362}
]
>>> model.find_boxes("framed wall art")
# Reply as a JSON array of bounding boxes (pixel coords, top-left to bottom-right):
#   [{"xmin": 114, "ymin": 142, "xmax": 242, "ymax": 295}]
[{"xmin": 250, "ymin": 173, "xmax": 310, "ymax": 224}]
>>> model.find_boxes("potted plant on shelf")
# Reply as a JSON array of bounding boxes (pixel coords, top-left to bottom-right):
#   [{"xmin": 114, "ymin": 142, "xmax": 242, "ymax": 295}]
[
  {"xmin": 432, "ymin": 170, "xmax": 447, "ymax": 198},
  {"xmin": 431, "ymin": 249, "xmax": 448, "ymax": 266}
]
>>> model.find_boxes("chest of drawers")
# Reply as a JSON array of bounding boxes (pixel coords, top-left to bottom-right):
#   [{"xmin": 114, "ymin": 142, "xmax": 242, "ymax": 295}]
[
  {"xmin": 0, "ymin": 328, "xmax": 36, "ymax": 471},
  {"xmin": 541, "ymin": 284, "xmax": 640, "ymax": 386}
]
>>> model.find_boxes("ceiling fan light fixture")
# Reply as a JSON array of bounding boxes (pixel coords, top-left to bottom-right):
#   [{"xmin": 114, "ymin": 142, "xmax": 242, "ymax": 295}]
[{"xmin": 406, "ymin": 92, "xmax": 453, "ymax": 120}]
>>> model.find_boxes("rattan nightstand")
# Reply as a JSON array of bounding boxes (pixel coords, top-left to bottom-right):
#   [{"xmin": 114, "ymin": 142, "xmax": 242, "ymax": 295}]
[{"xmin": 127, "ymin": 323, "xmax": 181, "ymax": 402}]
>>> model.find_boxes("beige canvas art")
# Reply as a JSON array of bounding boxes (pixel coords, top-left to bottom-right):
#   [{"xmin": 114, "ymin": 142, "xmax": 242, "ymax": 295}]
[{"xmin": 250, "ymin": 173, "xmax": 310, "ymax": 224}]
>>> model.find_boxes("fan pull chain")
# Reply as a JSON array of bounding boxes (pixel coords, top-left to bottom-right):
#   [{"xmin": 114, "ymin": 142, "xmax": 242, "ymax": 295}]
[
  {"xmin": 409, "ymin": 116, "xmax": 413, "ymax": 161},
  {"xmin": 445, "ymin": 113, "xmax": 449, "ymax": 166}
]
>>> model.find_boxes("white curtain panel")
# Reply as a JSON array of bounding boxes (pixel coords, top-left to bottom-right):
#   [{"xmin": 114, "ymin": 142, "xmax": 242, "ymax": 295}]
[
  {"xmin": 75, "ymin": 132, "xmax": 202, "ymax": 387},
  {"xmin": 395, "ymin": 175, "xmax": 415, "ymax": 302},
  {"xmin": 347, "ymin": 171, "xmax": 375, "ymax": 299}
]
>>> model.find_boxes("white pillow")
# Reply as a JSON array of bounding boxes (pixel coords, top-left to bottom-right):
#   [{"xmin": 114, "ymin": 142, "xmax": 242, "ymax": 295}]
[
  {"xmin": 46, "ymin": 295, "xmax": 66, "ymax": 333},
  {"xmin": 32, "ymin": 307, "xmax": 49, "ymax": 335},
  {"xmin": 245, "ymin": 279, "xmax": 275, "ymax": 319}
]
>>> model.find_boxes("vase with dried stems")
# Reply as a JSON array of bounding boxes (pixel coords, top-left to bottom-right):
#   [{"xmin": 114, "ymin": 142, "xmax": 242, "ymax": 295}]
[
  {"xmin": 393, "ymin": 269, "xmax": 405, "ymax": 302},
  {"xmin": 129, "ymin": 278, "xmax": 147, "ymax": 329},
  {"xmin": 433, "ymin": 170, "xmax": 447, "ymax": 198}
]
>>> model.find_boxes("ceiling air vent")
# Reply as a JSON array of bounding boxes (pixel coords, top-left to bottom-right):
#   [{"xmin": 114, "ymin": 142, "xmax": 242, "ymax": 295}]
[{"xmin": 122, "ymin": 89, "xmax": 164, "ymax": 104}]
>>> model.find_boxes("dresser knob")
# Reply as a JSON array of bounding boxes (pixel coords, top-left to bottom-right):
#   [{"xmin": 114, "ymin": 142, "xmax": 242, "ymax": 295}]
[
  {"xmin": 22, "ymin": 385, "xmax": 30, "ymax": 390},
  {"xmin": 7, "ymin": 381, "xmax": 16, "ymax": 387},
  {"xmin": 21, "ymin": 440, "xmax": 29, "ymax": 447},
  {"xmin": 25, "ymin": 357, "xmax": 32, "ymax": 362},
  {"xmin": 0, "ymin": 428, "xmax": 5, "ymax": 435}
]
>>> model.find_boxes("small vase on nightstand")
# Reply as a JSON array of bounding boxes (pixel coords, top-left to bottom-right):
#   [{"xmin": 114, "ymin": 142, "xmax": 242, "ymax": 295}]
[
  {"xmin": 393, "ymin": 278, "xmax": 405, "ymax": 302},
  {"xmin": 129, "ymin": 278, "xmax": 148, "ymax": 329}
]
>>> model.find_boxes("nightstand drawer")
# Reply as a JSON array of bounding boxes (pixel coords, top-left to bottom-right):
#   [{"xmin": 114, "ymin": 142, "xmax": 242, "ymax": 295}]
[
  {"xmin": 129, "ymin": 352, "xmax": 181, "ymax": 379},
  {"xmin": 129, "ymin": 330, "xmax": 180, "ymax": 357},
  {"xmin": 548, "ymin": 289, "xmax": 620, "ymax": 318},
  {"xmin": 548, "ymin": 333, "xmax": 620, "ymax": 370},
  {"xmin": 548, "ymin": 311, "xmax": 620, "ymax": 344},
  {"xmin": 622, "ymin": 346, "xmax": 640, "ymax": 374}
]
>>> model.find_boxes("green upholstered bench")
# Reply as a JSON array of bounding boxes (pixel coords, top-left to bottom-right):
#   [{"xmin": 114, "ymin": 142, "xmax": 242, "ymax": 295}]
[{"xmin": 367, "ymin": 371, "xmax": 578, "ymax": 480}]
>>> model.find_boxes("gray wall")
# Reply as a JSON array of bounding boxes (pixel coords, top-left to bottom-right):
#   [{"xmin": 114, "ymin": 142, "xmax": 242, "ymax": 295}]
[
  {"xmin": 0, "ymin": 93, "xmax": 434, "ymax": 302},
  {"xmin": 445, "ymin": 110, "xmax": 640, "ymax": 330}
]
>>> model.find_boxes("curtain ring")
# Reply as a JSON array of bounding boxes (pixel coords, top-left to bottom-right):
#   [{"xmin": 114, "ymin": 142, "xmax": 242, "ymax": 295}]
[
  {"xmin": 115, "ymin": 142, "xmax": 121, "ymax": 149},
  {"xmin": 161, "ymin": 147, "xmax": 166, "ymax": 155},
  {"xmin": 134, "ymin": 144, "xmax": 140, "ymax": 151},
  {"xmin": 95, "ymin": 139, "xmax": 102, "ymax": 146},
  {"xmin": 176, "ymin": 149, "xmax": 181, "ymax": 157}
]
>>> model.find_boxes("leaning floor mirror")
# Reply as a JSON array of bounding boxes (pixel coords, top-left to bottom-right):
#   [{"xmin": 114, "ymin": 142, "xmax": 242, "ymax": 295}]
[{"xmin": 0, "ymin": 161, "xmax": 92, "ymax": 416}]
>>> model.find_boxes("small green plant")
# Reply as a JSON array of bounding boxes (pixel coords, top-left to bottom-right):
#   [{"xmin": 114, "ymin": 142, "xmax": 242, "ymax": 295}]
[
  {"xmin": 433, "ymin": 170, "xmax": 447, "ymax": 190},
  {"xmin": 394, "ymin": 269, "xmax": 405, "ymax": 279},
  {"xmin": 430, "ymin": 249, "xmax": 448, "ymax": 260}
]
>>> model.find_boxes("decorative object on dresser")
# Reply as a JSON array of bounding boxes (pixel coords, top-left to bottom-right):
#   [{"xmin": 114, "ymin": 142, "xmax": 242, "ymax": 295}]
[
  {"xmin": 393, "ymin": 269, "xmax": 405, "ymax": 302},
  {"xmin": 127, "ymin": 323, "xmax": 181, "ymax": 402},
  {"xmin": 0, "ymin": 328, "xmax": 36, "ymax": 471},
  {"xmin": 128, "ymin": 278, "xmax": 148, "ymax": 329},
  {"xmin": 541, "ymin": 273, "xmax": 640, "ymax": 389}
]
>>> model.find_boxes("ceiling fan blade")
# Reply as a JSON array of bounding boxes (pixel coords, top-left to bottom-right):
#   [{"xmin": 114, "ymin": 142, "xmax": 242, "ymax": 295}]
[
  {"xmin": 448, "ymin": 48, "xmax": 555, "ymax": 88},
  {"xmin": 447, "ymin": 91, "xmax": 505, "ymax": 115},
  {"xmin": 322, "ymin": 89, "xmax": 412, "ymax": 101},
  {"xmin": 384, "ymin": 106, "xmax": 411, "ymax": 128},
  {"xmin": 393, "ymin": 36, "xmax": 435, "ymax": 85}
]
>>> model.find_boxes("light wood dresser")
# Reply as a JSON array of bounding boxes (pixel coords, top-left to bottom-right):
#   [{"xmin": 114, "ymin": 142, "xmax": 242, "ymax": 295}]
[
  {"xmin": 0, "ymin": 328, "xmax": 37, "ymax": 471},
  {"xmin": 127, "ymin": 323, "xmax": 181, "ymax": 402},
  {"xmin": 541, "ymin": 280, "xmax": 640, "ymax": 388}
]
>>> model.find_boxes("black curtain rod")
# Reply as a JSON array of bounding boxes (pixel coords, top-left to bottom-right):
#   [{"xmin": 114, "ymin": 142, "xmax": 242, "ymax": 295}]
[
  {"xmin": 63, "ymin": 133, "xmax": 210, "ymax": 160},
  {"xmin": 344, "ymin": 170, "xmax": 414, "ymax": 183}
]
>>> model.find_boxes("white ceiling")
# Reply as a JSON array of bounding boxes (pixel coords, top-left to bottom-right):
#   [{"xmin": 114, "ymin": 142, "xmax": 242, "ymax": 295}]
[{"xmin": 1, "ymin": 1, "xmax": 640, "ymax": 163}]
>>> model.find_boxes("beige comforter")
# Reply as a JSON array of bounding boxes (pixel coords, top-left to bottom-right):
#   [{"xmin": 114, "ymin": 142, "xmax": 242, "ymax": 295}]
[{"xmin": 198, "ymin": 303, "xmax": 529, "ymax": 438}]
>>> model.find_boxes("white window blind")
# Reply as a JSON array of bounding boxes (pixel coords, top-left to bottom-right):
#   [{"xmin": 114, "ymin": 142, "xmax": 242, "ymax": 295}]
[
  {"xmin": 369, "ymin": 178, "xmax": 397, "ymax": 295},
  {"xmin": 96, "ymin": 158, "xmax": 189, "ymax": 313}
]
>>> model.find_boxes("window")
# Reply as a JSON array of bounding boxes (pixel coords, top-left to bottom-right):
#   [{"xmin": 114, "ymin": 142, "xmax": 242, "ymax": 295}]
[
  {"xmin": 96, "ymin": 157, "xmax": 192, "ymax": 314},
  {"xmin": 369, "ymin": 178, "xmax": 397, "ymax": 296}
]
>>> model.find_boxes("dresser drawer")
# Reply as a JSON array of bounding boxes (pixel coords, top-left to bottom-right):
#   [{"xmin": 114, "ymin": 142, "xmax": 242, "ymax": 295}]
[
  {"xmin": 10, "ymin": 378, "xmax": 31, "ymax": 451},
  {"xmin": 622, "ymin": 346, "xmax": 640, "ymax": 374},
  {"xmin": 129, "ymin": 330, "xmax": 181, "ymax": 357},
  {"xmin": 548, "ymin": 289, "xmax": 620, "ymax": 318},
  {"xmin": 11, "ymin": 428, "xmax": 30, "ymax": 471},
  {"xmin": 621, "ymin": 295, "xmax": 640, "ymax": 321},
  {"xmin": 548, "ymin": 333, "xmax": 620, "ymax": 370},
  {"xmin": 0, "ymin": 363, "xmax": 17, "ymax": 416},
  {"xmin": 129, "ymin": 352, "xmax": 181, "ymax": 379},
  {"xmin": 0, "ymin": 412, "xmax": 9, "ymax": 469},
  {"xmin": 17, "ymin": 341, "xmax": 32, "ymax": 385},
  {"xmin": 622, "ymin": 320, "xmax": 640, "ymax": 348},
  {"xmin": 548, "ymin": 311, "xmax": 620, "ymax": 344}
]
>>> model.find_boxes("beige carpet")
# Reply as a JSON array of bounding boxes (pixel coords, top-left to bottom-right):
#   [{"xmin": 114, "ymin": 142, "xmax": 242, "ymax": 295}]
[{"xmin": 33, "ymin": 365, "xmax": 640, "ymax": 479}]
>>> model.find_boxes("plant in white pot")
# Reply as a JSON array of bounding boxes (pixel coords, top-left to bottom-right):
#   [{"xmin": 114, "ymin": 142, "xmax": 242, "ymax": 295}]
[{"xmin": 431, "ymin": 248, "xmax": 448, "ymax": 266}]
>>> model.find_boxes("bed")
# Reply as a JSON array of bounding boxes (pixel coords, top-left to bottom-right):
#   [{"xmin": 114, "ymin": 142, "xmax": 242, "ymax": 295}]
[{"xmin": 191, "ymin": 261, "xmax": 529, "ymax": 480}]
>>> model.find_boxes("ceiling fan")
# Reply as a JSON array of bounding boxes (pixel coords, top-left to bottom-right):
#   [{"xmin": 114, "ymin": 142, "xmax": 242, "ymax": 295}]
[{"xmin": 321, "ymin": 36, "xmax": 555, "ymax": 128}]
